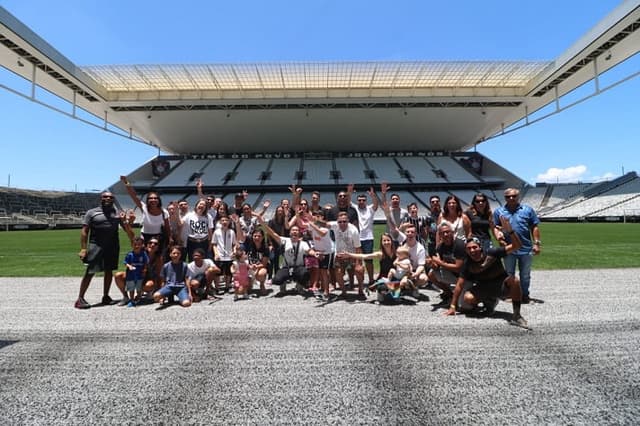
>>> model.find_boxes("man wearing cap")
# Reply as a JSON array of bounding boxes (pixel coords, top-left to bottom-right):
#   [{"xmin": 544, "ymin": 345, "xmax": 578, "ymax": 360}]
[
  {"xmin": 445, "ymin": 216, "xmax": 528, "ymax": 327},
  {"xmin": 492, "ymin": 188, "xmax": 541, "ymax": 303}
]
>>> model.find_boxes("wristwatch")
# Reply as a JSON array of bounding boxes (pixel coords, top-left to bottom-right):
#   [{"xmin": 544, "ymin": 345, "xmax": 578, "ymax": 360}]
[{"xmin": 534, "ymin": 240, "xmax": 541, "ymax": 246}]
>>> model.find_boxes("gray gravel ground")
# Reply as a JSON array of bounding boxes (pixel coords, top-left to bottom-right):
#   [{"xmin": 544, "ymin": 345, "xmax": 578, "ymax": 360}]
[{"xmin": 1, "ymin": 269, "xmax": 639, "ymax": 425}]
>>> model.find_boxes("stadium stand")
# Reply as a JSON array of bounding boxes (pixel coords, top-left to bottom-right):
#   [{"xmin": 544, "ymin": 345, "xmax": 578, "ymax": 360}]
[
  {"xmin": 0, "ymin": 187, "xmax": 99, "ymax": 229},
  {"xmin": 394, "ymin": 157, "xmax": 441, "ymax": 184},
  {"xmin": 298, "ymin": 159, "xmax": 336, "ymax": 186},
  {"xmin": 200, "ymin": 159, "xmax": 242, "ymax": 186},
  {"xmin": 541, "ymin": 173, "xmax": 640, "ymax": 220},
  {"xmin": 154, "ymin": 159, "xmax": 210, "ymax": 188},
  {"xmin": 333, "ymin": 158, "xmax": 371, "ymax": 185},
  {"xmin": 545, "ymin": 183, "xmax": 593, "ymax": 208},
  {"xmin": 362, "ymin": 157, "xmax": 409, "ymax": 184},
  {"xmin": 427, "ymin": 156, "xmax": 480, "ymax": 183},
  {"xmin": 2, "ymin": 155, "xmax": 639, "ymax": 230},
  {"xmin": 521, "ymin": 186, "xmax": 548, "ymax": 211},
  {"xmin": 234, "ymin": 159, "xmax": 272, "ymax": 187},
  {"xmin": 266, "ymin": 159, "xmax": 304, "ymax": 186}
]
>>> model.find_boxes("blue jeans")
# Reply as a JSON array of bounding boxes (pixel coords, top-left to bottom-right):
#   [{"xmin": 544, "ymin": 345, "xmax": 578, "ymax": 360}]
[{"xmin": 503, "ymin": 252, "xmax": 533, "ymax": 297}]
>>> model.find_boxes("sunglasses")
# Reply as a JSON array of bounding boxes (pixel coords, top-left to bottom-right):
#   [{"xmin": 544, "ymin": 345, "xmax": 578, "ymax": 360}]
[
  {"xmin": 337, "ymin": 220, "xmax": 348, "ymax": 224},
  {"xmin": 505, "ymin": 195, "xmax": 518, "ymax": 199},
  {"xmin": 101, "ymin": 195, "xmax": 114, "ymax": 199}
]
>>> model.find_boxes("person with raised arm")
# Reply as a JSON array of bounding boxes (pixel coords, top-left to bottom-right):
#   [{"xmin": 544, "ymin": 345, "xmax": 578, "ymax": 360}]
[
  {"xmin": 348, "ymin": 184, "xmax": 379, "ymax": 285},
  {"xmin": 120, "ymin": 175, "xmax": 171, "ymax": 256},
  {"xmin": 256, "ymin": 213, "xmax": 317, "ymax": 297},
  {"xmin": 445, "ymin": 216, "xmax": 528, "ymax": 328}
]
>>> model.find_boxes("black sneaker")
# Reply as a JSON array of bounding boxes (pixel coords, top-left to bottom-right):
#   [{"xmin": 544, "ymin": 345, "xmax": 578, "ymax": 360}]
[
  {"xmin": 101, "ymin": 295, "xmax": 114, "ymax": 305},
  {"xmin": 74, "ymin": 298, "xmax": 90, "ymax": 309}
]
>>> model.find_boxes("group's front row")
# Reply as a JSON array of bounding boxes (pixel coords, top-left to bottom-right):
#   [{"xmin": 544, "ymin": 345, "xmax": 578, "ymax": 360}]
[{"xmin": 78, "ymin": 203, "xmax": 528, "ymax": 328}]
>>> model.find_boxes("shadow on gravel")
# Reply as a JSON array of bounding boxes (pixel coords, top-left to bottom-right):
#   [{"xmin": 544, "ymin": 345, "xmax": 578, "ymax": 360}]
[
  {"xmin": 464, "ymin": 309, "xmax": 514, "ymax": 324},
  {"xmin": 0, "ymin": 340, "xmax": 19, "ymax": 350}
]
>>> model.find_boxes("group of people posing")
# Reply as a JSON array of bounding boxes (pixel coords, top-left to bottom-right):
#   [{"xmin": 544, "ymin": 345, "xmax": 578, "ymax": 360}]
[{"xmin": 75, "ymin": 178, "xmax": 541, "ymax": 327}]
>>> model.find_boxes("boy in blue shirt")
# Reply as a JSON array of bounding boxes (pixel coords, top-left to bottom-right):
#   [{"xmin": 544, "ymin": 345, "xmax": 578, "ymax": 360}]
[{"xmin": 123, "ymin": 237, "xmax": 149, "ymax": 307}]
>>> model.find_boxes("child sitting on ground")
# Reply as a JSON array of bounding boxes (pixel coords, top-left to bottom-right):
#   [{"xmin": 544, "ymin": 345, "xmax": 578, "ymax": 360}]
[
  {"xmin": 153, "ymin": 245, "xmax": 192, "ymax": 307},
  {"xmin": 123, "ymin": 237, "xmax": 149, "ymax": 307},
  {"xmin": 231, "ymin": 247, "xmax": 252, "ymax": 300}
]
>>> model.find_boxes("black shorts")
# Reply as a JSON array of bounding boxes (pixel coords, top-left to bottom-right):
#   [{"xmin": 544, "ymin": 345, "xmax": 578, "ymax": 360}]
[
  {"xmin": 317, "ymin": 253, "xmax": 335, "ymax": 270},
  {"xmin": 86, "ymin": 243, "xmax": 119, "ymax": 274},
  {"xmin": 218, "ymin": 260, "xmax": 232, "ymax": 275},
  {"xmin": 468, "ymin": 277, "xmax": 508, "ymax": 302}
]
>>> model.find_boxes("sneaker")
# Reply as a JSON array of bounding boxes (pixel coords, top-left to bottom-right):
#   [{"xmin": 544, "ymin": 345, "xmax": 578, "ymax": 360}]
[
  {"xmin": 510, "ymin": 315, "xmax": 529, "ymax": 328},
  {"xmin": 101, "ymin": 295, "xmax": 114, "ymax": 305},
  {"xmin": 127, "ymin": 300, "xmax": 136, "ymax": 308},
  {"xmin": 74, "ymin": 298, "xmax": 90, "ymax": 309},
  {"xmin": 117, "ymin": 297, "xmax": 130, "ymax": 307}
]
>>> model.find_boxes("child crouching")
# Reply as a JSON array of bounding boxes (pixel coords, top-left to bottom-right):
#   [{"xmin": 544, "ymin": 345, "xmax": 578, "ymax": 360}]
[{"xmin": 153, "ymin": 245, "xmax": 192, "ymax": 307}]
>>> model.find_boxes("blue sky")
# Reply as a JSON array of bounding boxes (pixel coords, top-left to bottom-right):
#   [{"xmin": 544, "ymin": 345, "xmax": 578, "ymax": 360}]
[{"xmin": 1, "ymin": 0, "xmax": 638, "ymax": 191}]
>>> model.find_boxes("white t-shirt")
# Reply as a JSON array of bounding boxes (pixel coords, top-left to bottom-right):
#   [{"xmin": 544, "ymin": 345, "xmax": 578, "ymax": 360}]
[
  {"xmin": 391, "ymin": 258, "xmax": 412, "ymax": 280},
  {"xmin": 397, "ymin": 231, "xmax": 426, "ymax": 270},
  {"xmin": 309, "ymin": 225, "xmax": 333, "ymax": 254},
  {"xmin": 212, "ymin": 227, "xmax": 236, "ymax": 261},
  {"xmin": 352, "ymin": 203, "xmax": 376, "ymax": 240},
  {"xmin": 279, "ymin": 237, "xmax": 310, "ymax": 267},
  {"xmin": 141, "ymin": 202, "xmax": 168, "ymax": 234},
  {"xmin": 183, "ymin": 211, "xmax": 213, "ymax": 240},
  {"xmin": 187, "ymin": 258, "xmax": 216, "ymax": 278},
  {"xmin": 329, "ymin": 222, "xmax": 361, "ymax": 253}
]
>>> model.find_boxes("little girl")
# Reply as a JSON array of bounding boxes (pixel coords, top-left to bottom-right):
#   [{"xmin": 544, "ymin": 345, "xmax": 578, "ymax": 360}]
[{"xmin": 231, "ymin": 248, "xmax": 252, "ymax": 300}]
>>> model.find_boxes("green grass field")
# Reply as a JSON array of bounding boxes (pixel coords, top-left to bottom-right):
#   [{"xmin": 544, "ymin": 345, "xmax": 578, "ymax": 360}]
[{"xmin": 0, "ymin": 222, "xmax": 638, "ymax": 276}]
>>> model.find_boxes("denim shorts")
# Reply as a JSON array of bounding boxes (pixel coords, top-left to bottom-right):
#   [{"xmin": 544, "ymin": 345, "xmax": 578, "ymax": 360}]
[
  {"xmin": 125, "ymin": 279, "xmax": 143, "ymax": 292},
  {"xmin": 157, "ymin": 284, "xmax": 190, "ymax": 303},
  {"xmin": 360, "ymin": 239, "xmax": 374, "ymax": 254}
]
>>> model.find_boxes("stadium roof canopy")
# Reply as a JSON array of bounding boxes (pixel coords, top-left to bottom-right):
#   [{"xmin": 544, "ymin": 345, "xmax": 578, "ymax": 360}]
[{"xmin": 1, "ymin": 2, "xmax": 639, "ymax": 155}]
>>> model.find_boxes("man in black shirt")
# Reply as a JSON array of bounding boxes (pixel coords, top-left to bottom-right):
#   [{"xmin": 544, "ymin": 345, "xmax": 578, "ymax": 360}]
[
  {"xmin": 75, "ymin": 191, "xmax": 125, "ymax": 309},
  {"xmin": 445, "ymin": 216, "xmax": 527, "ymax": 327}
]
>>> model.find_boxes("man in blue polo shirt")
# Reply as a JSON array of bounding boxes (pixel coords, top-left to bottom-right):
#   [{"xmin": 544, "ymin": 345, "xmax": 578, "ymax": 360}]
[{"xmin": 492, "ymin": 188, "xmax": 541, "ymax": 303}]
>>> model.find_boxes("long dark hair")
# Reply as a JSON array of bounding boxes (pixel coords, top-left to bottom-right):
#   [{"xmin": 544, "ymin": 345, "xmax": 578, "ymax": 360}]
[
  {"xmin": 443, "ymin": 195, "xmax": 463, "ymax": 218},
  {"xmin": 469, "ymin": 192, "xmax": 492, "ymax": 219},
  {"xmin": 379, "ymin": 232, "xmax": 396, "ymax": 261}
]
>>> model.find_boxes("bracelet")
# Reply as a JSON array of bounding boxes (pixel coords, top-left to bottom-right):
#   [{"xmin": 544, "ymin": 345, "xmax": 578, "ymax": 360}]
[{"xmin": 449, "ymin": 304, "xmax": 456, "ymax": 310}]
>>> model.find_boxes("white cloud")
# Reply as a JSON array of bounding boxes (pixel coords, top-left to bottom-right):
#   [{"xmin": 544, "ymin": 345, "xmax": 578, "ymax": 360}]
[
  {"xmin": 590, "ymin": 172, "xmax": 617, "ymax": 183},
  {"xmin": 536, "ymin": 165, "xmax": 587, "ymax": 183}
]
